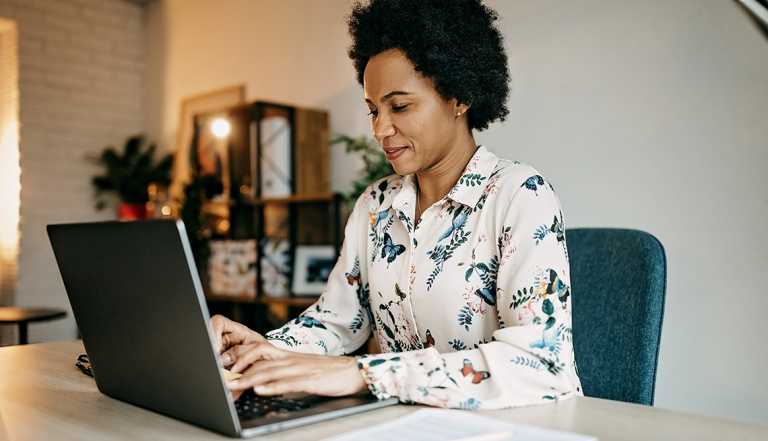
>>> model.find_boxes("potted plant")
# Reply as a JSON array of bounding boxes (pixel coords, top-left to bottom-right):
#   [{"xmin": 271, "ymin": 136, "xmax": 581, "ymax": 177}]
[
  {"xmin": 331, "ymin": 135, "xmax": 393, "ymax": 203},
  {"xmin": 90, "ymin": 135, "xmax": 174, "ymax": 220}
]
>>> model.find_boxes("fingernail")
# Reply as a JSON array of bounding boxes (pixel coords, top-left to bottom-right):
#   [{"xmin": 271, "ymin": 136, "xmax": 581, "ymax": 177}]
[{"xmin": 222, "ymin": 354, "xmax": 231, "ymax": 364}]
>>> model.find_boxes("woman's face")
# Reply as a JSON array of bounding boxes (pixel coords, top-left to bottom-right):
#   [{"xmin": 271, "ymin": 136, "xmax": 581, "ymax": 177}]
[{"xmin": 364, "ymin": 48, "xmax": 467, "ymax": 176}]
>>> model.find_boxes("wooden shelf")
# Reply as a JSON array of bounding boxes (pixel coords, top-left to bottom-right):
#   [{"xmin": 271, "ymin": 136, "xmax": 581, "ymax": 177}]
[
  {"xmin": 205, "ymin": 292, "xmax": 256, "ymax": 304},
  {"xmin": 254, "ymin": 296, "xmax": 318, "ymax": 307},
  {"xmin": 239, "ymin": 193, "xmax": 339, "ymax": 206},
  {"xmin": 204, "ymin": 292, "xmax": 318, "ymax": 307}
]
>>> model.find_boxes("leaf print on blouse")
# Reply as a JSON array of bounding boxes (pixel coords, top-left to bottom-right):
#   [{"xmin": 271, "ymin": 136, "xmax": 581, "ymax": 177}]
[
  {"xmin": 510, "ymin": 355, "xmax": 545, "ymax": 371},
  {"xmin": 533, "ymin": 213, "xmax": 564, "ymax": 245},
  {"xmin": 460, "ymin": 359, "xmax": 492, "ymax": 384},
  {"xmin": 456, "ymin": 241, "xmax": 499, "ymax": 332},
  {"xmin": 350, "ymin": 310, "xmax": 365, "ymax": 333},
  {"xmin": 464, "ymin": 254, "xmax": 500, "ymax": 307},
  {"xmin": 448, "ymin": 338, "xmax": 467, "ymax": 351},
  {"xmin": 457, "ymin": 305, "xmax": 474, "ymax": 331},
  {"xmin": 344, "ymin": 256, "xmax": 361, "ymax": 286},
  {"xmin": 426, "ymin": 205, "xmax": 472, "ymax": 290},
  {"xmin": 268, "ymin": 326, "xmax": 299, "ymax": 347},
  {"xmin": 397, "ymin": 210, "xmax": 414, "ymax": 233},
  {"xmin": 512, "ymin": 268, "xmax": 571, "ymax": 326},
  {"xmin": 458, "ymin": 398, "xmax": 481, "ymax": 410},
  {"xmin": 372, "ymin": 179, "xmax": 390, "ymax": 205},
  {"xmin": 472, "ymin": 169, "xmax": 502, "ymax": 213},
  {"xmin": 458, "ymin": 172, "xmax": 485, "ymax": 187},
  {"xmin": 374, "ymin": 295, "xmax": 421, "ymax": 352},
  {"xmin": 293, "ymin": 315, "xmax": 327, "ymax": 329},
  {"xmin": 369, "ymin": 212, "xmax": 396, "ymax": 263}
]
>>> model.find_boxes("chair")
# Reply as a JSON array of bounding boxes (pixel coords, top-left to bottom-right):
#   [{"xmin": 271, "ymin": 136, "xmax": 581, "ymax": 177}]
[{"xmin": 566, "ymin": 228, "xmax": 667, "ymax": 405}]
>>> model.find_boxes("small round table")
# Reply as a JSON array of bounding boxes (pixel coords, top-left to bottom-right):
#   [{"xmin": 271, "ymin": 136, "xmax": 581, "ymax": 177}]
[{"xmin": 0, "ymin": 307, "xmax": 67, "ymax": 345}]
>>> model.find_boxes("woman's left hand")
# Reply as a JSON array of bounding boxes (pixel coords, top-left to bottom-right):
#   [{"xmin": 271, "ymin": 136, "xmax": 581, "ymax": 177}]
[{"xmin": 223, "ymin": 342, "xmax": 368, "ymax": 397}]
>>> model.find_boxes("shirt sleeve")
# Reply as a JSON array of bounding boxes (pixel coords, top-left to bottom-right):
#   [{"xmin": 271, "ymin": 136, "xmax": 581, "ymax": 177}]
[
  {"xmin": 265, "ymin": 195, "xmax": 372, "ymax": 356},
  {"xmin": 355, "ymin": 177, "xmax": 582, "ymax": 409}
]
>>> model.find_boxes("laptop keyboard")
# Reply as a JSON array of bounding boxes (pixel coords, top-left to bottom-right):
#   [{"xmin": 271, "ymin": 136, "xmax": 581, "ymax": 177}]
[{"xmin": 235, "ymin": 390, "xmax": 317, "ymax": 419}]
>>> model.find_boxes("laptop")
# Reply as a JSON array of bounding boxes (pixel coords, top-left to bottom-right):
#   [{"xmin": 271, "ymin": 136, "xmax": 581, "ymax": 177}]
[{"xmin": 47, "ymin": 219, "xmax": 397, "ymax": 437}]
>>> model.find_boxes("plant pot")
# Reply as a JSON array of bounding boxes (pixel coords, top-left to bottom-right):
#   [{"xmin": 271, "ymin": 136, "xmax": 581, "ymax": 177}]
[{"xmin": 117, "ymin": 203, "xmax": 147, "ymax": 221}]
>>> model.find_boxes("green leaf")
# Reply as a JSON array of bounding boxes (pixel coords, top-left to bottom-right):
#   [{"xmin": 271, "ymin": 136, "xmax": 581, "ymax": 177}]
[
  {"xmin": 545, "ymin": 316, "xmax": 556, "ymax": 330},
  {"xmin": 542, "ymin": 299, "xmax": 554, "ymax": 316}
]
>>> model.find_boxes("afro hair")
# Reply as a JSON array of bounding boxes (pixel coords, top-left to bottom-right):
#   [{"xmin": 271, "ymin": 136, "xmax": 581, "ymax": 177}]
[{"xmin": 347, "ymin": 0, "xmax": 510, "ymax": 131}]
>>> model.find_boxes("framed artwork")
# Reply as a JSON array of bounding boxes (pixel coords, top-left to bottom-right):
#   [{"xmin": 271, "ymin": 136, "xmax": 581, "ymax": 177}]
[
  {"xmin": 260, "ymin": 238, "xmax": 291, "ymax": 297},
  {"xmin": 170, "ymin": 85, "xmax": 245, "ymax": 201},
  {"xmin": 259, "ymin": 115, "xmax": 292, "ymax": 197},
  {"xmin": 208, "ymin": 239, "xmax": 257, "ymax": 299},
  {"xmin": 254, "ymin": 104, "xmax": 294, "ymax": 198},
  {"xmin": 292, "ymin": 245, "xmax": 336, "ymax": 296}
]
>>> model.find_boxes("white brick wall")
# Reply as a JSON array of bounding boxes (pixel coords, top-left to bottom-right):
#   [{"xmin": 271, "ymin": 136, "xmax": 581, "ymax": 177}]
[
  {"xmin": 0, "ymin": 0, "xmax": 146, "ymax": 344},
  {"xmin": 0, "ymin": 18, "xmax": 20, "ymax": 345}
]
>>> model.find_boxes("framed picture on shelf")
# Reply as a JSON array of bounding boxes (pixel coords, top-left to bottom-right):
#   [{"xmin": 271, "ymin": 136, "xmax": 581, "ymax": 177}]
[
  {"xmin": 208, "ymin": 239, "xmax": 257, "ymax": 300},
  {"xmin": 260, "ymin": 238, "xmax": 291, "ymax": 298},
  {"xmin": 170, "ymin": 84, "xmax": 245, "ymax": 202},
  {"xmin": 258, "ymin": 112, "xmax": 292, "ymax": 197},
  {"xmin": 292, "ymin": 245, "xmax": 336, "ymax": 296}
]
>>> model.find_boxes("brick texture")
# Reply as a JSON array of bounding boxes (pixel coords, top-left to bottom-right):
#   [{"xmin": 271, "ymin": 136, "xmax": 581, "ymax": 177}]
[{"xmin": 0, "ymin": 0, "xmax": 146, "ymax": 344}]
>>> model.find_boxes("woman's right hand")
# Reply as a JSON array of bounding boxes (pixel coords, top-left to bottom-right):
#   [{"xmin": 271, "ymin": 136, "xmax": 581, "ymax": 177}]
[{"xmin": 210, "ymin": 314, "xmax": 266, "ymax": 363}]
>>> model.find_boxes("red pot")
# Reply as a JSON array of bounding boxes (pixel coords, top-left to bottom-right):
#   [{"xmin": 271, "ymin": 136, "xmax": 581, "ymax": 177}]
[{"xmin": 117, "ymin": 203, "xmax": 147, "ymax": 221}]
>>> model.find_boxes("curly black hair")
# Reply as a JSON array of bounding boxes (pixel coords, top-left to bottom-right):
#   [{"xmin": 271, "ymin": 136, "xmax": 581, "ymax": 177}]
[{"xmin": 347, "ymin": 0, "xmax": 510, "ymax": 131}]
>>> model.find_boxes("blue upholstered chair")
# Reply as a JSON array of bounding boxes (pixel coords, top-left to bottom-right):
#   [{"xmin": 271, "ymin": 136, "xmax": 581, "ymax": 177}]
[{"xmin": 566, "ymin": 228, "xmax": 667, "ymax": 405}]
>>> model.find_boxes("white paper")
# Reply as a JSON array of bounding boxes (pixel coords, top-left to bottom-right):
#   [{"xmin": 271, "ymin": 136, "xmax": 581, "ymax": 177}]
[{"xmin": 321, "ymin": 409, "xmax": 597, "ymax": 441}]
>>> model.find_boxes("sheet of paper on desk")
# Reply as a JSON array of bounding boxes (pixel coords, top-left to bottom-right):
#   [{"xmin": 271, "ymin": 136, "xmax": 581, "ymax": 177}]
[{"xmin": 322, "ymin": 409, "xmax": 597, "ymax": 441}]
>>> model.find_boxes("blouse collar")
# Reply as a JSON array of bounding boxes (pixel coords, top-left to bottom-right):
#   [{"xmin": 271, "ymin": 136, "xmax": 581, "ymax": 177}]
[{"xmin": 390, "ymin": 145, "xmax": 500, "ymax": 214}]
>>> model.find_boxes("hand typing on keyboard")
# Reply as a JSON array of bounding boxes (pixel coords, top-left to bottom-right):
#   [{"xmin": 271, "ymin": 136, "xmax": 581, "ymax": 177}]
[
  {"xmin": 211, "ymin": 315, "xmax": 266, "ymax": 355},
  {"xmin": 222, "ymin": 341, "xmax": 367, "ymax": 399}
]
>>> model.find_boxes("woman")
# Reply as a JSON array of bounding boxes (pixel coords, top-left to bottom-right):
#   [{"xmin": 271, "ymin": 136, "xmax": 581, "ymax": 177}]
[{"xmin": 214, "ymin": 0, "xmax": 582, "ymax": 409}]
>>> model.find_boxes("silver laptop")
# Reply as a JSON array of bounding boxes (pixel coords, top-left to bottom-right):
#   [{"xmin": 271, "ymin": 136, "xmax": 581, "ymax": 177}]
[{"xmin": 47, "ymin": 219, "xmax": 397, "ymax": 437}]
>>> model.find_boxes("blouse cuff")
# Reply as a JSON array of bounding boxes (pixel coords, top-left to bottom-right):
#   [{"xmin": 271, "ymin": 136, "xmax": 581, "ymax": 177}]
[{"xmin": 355, "ymin": 352, "xmax": 409, "ymax": 401}]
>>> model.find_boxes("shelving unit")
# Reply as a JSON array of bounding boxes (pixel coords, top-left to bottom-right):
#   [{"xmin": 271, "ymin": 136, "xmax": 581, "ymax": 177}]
[{"xmin": 187, "ymin": 100, "xmax": 342, "ymax": 330}]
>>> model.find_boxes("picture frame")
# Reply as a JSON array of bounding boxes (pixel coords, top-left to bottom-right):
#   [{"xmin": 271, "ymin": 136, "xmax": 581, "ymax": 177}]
[
  {"xmin": 260, "ymin": 238, "xmax": 291, "ymax": 298},
  {"xmin": 292, "ymin": 245, "xmax": 336, "ymax": 296},
  {"xmin": 170, "ymin": 85, "xmax": 246, "ymax": 201},
  {"xmin": 208, "ymin": 239, "xmax": 257, "ymax": 299}
]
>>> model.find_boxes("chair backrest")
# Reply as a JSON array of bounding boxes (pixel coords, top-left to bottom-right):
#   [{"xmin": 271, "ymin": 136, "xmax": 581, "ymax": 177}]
[{"xmin": 566, "ymin": 228, "xmax": 666, "ymax": 405}]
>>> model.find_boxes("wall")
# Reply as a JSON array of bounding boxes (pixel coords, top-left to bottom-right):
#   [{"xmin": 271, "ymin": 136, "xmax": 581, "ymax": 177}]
[
  {"xmin": 481, "ymin": 0, "xmax": 768, "ymax": 423},
  {"xmin": 144, "ymin": 0, "xmax": 368, "ymax": 194},
  {"xmin": 0, "ymin": 0, "xmax": 146, "ymax": 344},
  {"xmin": 0, "ymin": 17, "xmax": 19, "ymax": 345},
  {"xmin": 88, "ymin": 0, "xmax": 768, "ymax": 424}
]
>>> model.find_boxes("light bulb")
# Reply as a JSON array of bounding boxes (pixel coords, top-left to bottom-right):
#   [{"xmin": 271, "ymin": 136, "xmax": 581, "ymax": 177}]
[{"xmin": 211, "ymin": 118, "xmax": 231, "ymax": 139}]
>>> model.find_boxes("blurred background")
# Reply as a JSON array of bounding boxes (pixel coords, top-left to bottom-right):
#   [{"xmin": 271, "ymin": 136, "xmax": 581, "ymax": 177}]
[{"xmin": 0, "ymin": 0, "xmax": 766, "ymax": 425}]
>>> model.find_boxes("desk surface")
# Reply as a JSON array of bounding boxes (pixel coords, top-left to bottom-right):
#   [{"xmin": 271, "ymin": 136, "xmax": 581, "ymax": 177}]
[{"xmin": 0, "ymin": 341, "xmax": 765, "ymax": 441}]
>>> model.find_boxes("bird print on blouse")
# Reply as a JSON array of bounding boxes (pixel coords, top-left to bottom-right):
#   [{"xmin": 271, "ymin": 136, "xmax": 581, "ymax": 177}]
[{"xmin": 265, "ymin": 146, "xmax": 582, "ymax": 409}]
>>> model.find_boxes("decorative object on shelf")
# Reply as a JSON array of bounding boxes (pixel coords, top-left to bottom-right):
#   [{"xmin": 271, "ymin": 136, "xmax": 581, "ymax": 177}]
[
  {"xmin": 292, "ymin": 245, "xmax": 336, "ymax": 296},
  {"xmin": 171, "ymin": 85, "xmax": 245, "ymax": 202},
  {"xmin": 331, "ymin": 135, "xmax": 393, "ymax": 204},
  {"xmin": 146, "ymin": 183, "xmax": 174, "ymax": 218},
  {"xmin": 208, "ymin": 239, "xmax": 257, "ymax": 299},
  {"xmin": 260, "ymin": 238, "xmax": 291, "ymax": 297},
  {"xmin": 259, "ymin": 115, "xmax": 292, "ymax": 197},
  {"xmin": 89, "ymin": 134, "xmax": 173, "ymax": 221}
]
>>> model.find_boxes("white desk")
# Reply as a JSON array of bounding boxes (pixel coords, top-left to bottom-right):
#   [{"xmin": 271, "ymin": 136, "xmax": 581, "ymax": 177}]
[{"xmin": 0, "ymin": 341, "xmax": 765, "ymax": 440}]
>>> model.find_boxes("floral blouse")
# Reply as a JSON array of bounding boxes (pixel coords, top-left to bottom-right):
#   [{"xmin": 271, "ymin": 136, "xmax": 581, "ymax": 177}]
[{"xmin": 265, "ymin": 146, "xmax": 582, "ymax": 410}]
